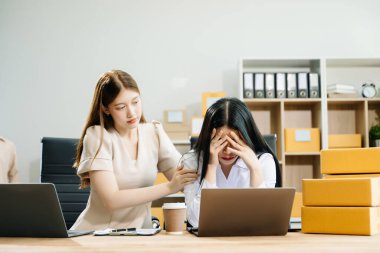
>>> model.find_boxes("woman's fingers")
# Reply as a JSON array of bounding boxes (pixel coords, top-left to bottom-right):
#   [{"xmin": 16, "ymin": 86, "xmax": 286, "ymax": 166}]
[
  {"xmin": 215, "ymin": 141, "xmax": 228, "ymax": 153},
  {"xmin": 211, "ymin": 129, "xmax": 224, "ymax": 143},
  {"xmin": 229, "ymin": 131, "xmax": 245, "ymax": 146},
  {"xmin": 177, "ymin": 162, "xmax": 184, "ymax": 170},
  {"xmin": 214, "ymin": 135, "xmax": 227, "ymax": 148},
  {"xmin": 227, "ymin": 146, "xmax": 241, "ymax": 156},
  {"xmin": 179, "ymin": 172, "xmax": 198, "ymax": 184},
  {"xmin": 225, "ymin": 135, "xmax": 241, "ymax": 150}
]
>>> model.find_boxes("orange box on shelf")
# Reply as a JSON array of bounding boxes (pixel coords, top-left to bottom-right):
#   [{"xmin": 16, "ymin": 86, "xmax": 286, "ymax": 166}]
[
  {"xmin": 284, "ymin": 128, "xmax": 320, "ymax": 153},
  {"xmin": 328, "ymin": 134, "xmax": 361, "ymax": 149}
]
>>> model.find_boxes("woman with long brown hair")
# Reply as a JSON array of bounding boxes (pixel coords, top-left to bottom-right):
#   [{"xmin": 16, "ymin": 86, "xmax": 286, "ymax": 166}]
[{"xmin": 70, "ymin": 70, "xmax": 196, "ymax": 230}]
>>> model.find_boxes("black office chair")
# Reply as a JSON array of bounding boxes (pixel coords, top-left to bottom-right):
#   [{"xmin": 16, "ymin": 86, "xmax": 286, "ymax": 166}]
[{"xmin": 40, "ymin": 137, "xmax": 89, "ymax": 229}]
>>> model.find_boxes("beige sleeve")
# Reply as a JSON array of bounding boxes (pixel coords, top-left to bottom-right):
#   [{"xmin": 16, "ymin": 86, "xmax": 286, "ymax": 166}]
[
  {"xmin": 8, "ymin": 142, "xmax": 18, "ymax": 183},
  {"xmin": 77, "ymin": 126, "xmax": 113, "ymax": 177},
  {"xmin": 154, "ymin": 122, "xmax": 181, "ymax": 173}
]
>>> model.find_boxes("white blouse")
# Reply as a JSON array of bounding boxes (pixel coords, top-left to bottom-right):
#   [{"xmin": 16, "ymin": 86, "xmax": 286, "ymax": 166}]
[{"xmin": 184, "ymin": 153, "xmax": 277, "ymax": 227}]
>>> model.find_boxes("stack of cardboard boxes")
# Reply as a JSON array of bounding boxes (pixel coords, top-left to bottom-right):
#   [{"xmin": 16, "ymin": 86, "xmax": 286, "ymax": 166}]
[{"xmin": 301, "ymin": 148, "xmax": 380, "ymax": 235}]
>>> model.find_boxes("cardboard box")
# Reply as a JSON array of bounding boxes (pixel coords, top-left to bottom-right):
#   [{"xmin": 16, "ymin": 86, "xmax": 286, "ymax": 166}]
[
  {"xmin": 328, "ymin": 134, "xmax": 361, "ymax": 149},
  {"xmin": 324, "ymin": 174, "xmax": 380, "ymax": 179},
  {"xmin": 302, "ymin": 206, "xmax": 380, "ymax": 235},
  {"xmin": 163, "ymin": 110, "xmax": 188, "ymax": 132},
  {"xmin": 166, "ymin": 131, "xmax": 189, "ymax": 141},
  {"xmin": 303, "ymin": 178, "xmax": 380, "ymax": 207},
  {"xmin": 285, "ymin": 128, "xmax": 320, "ymax": 153},
  {"xmin": 321, "ymin": 148, "xmax": 380, "ymax": 174},
  {"xmin": 291, "ymin": 192, "xmax": 303, "ymax": 217}
]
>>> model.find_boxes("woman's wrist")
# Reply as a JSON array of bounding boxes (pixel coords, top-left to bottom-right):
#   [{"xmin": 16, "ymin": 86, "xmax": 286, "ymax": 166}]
[
  {"xmin": 205, "ymin": 164, "xmax": 217, "ymax": 184},
  {"xmin": 166, "ymin": 181, "xmax": 178, "ymax": 195}
]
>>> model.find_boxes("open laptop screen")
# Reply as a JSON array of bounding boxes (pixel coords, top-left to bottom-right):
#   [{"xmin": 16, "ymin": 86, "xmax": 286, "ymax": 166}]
[
  {"xmin": 0, "ymin": 183, "xmax": 92, "ymax": 237},
  {"xmin": 196, "ymin": 188, "xmax": 295, "ymax": 237}
]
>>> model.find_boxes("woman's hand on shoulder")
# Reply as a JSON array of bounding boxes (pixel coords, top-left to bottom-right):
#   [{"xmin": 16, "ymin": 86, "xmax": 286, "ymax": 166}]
[
  {"xmin": 209, "ymin": 128, "xmax": 228, "ymax": 166},
  {"xmin": 226, "ymin": 132, "xmax": 260, "ymax": 171},
  {"xmin": 168, "ymin": 165, "xmax": 198, "ymax": 193}
]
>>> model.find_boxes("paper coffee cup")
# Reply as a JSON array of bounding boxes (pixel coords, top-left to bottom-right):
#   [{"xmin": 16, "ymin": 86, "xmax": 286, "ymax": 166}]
[{"xmin": 162, "ymin": 203, "xmax": 187, "ymax": 235}]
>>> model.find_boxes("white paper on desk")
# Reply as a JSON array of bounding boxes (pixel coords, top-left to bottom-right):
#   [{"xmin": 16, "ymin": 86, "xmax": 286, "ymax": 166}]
[{"xmin": 94, "ymin": 228, "xmax": 161, "ymax": 236}]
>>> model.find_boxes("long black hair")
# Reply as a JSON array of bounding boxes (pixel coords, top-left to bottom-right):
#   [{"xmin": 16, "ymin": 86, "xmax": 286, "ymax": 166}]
[{"xmin": 193, "ymin": 97, "xmax": 281, "ymax": 187}]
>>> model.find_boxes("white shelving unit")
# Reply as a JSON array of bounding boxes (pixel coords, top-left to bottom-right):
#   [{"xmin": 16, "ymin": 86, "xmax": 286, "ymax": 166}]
[{"xmin": 239, "ymin": 58, "xmax": 380, "ymax": 191}]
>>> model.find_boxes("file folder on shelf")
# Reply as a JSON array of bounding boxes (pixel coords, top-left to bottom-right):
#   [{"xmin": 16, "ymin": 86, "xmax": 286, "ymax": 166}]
[
  {"xmin": 308, "ymin": 73, "xmax": 320, "ymax": 98},
  {"xmin": 276, "ymin": 73, "xmax": 286, "ymax": 98},
  {"xmin": 287, "ymin": 73, "xmax": 297, "ymax": 98},
  {"xmin": 243, "ymin": 73, "xmax": 254, "ymax": 99},
  {"xmin": 265, "ymin": 73, "xmax": 275, "ymax": 98},
  {"xmin": 254, "ymin": 73, "xmax": 265, "ymax": 98},
  {"xmin": 297, "ymin": 72, "xmax": 309, "ymax": 98}
]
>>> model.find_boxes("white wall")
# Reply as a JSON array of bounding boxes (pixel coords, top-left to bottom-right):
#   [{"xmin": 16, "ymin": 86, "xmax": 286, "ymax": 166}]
[{"xmin": 1, "ymin": 0, "xmax": 379, "ymax": 183}]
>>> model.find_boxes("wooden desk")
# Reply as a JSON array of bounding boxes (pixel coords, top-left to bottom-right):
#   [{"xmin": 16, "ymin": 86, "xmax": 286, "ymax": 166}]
[{"xmin": 0, "ymin": 232, "xmax": 379, "ymax": 253}]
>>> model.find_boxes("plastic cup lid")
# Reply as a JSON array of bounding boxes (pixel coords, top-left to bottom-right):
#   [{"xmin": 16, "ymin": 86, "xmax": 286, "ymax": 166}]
[{"xmin": 162, "ymin": 202, "xmax": 186, "ymax": 209}]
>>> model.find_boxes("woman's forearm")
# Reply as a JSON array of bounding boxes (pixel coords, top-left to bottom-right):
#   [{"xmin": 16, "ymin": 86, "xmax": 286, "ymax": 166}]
[
  {"xmin": 204, "ymin": 164, "xmax": 217, "ymax": 184},
  {"xmin": 249, "ymin": 165, "xmax": 264, "ymax": 187},
  {"xmin": 91, "ymin": 170, "xmax": 176, "ymax": 211},
  {"xmin": 105, "ymin": 183, "xmax": 175, "ymax": 210}
]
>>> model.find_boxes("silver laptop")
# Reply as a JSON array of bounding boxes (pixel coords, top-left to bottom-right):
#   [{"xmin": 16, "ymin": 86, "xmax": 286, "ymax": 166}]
[
  {"xmin": 0, "ymin": 183, "xmax": 93, "ymax": 237},
  {"xmin": 189, "ymin": 188, "xmax": 295, "ymax": 237}
]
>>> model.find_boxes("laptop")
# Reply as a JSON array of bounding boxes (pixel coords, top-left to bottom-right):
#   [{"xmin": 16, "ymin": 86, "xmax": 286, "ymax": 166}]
[
  {"xmin": 188, "ymin": 188, "xmax": 295, "ymax": 237},
  {"xmin": 0, "ymin": 183, "xmax": 93, "ymax": 237}
]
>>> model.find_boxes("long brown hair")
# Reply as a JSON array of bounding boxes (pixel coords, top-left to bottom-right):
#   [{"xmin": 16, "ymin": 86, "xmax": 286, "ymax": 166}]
[{"xmin": 74, "ymin": 70, "xmax": 146, "ymax": 188}]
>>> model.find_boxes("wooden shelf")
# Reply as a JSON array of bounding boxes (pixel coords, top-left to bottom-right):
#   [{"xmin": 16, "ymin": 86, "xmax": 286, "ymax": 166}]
[{"xmin": 239, "ymin": 57, "xmax": 380, "ymax": 191}]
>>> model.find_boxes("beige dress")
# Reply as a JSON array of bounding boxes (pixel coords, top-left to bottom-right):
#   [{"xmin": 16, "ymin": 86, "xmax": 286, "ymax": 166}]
[
  {"xmin": 0, "ymin": 137, "xmax": 18, "ymax": 183},
  {"xmin": 70, "ymin": 122, "xmax": 181, "ymax": 230}
]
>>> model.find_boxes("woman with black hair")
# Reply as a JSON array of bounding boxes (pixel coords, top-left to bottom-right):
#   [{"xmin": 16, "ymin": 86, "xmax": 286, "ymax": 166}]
[{"xmin": 183, "ymin": 97, "xmax": 281, "ymax": 227}]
